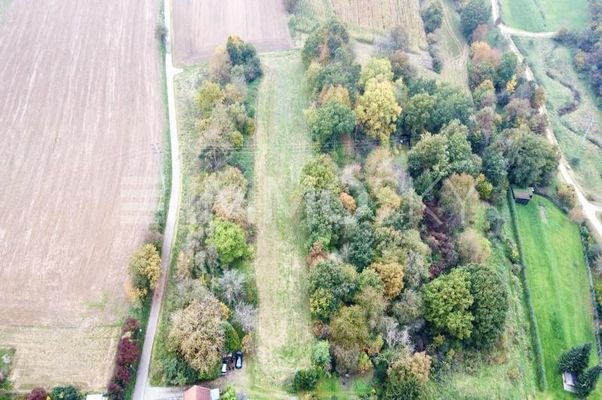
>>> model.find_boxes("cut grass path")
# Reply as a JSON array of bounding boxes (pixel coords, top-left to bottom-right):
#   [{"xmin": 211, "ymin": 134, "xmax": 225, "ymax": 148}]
[
  {"xmin": 250, "ymin": 51, "xmax": 314, "ymax": 395},
  {"xmin": 516, "ymin": 196, "xmax": 601, "ymax": 398}
]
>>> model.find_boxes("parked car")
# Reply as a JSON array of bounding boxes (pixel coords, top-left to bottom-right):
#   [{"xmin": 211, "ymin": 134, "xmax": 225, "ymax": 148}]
[
  {"xmin": 221, "ymin": 358, "xmax": 227, "ymax": 376},
  {"xmin": 235, "ymin": 351, "xmax": 243, "ymax": 369}
]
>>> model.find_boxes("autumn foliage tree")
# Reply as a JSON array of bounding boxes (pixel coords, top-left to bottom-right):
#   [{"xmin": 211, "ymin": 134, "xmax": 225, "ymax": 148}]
[
  {"xmin": 167, "ymin": 294, "xmax": 226, "ymax": 377},
  {"xmin": 356, "ymin": 78, "xmax": 402, "ymax": 143},
  {"xmin": 128, "ymin": 244, "xmax": 161, "ymax": 302}
]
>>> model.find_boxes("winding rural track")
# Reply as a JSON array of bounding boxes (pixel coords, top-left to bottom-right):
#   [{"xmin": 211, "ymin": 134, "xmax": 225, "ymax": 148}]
[
  {"xmin": 133, "ymin": 1, "xmax": 182, "ymax": 399},
  {"xmin": 490, "ymin": 0, "xmax": 602, "ymax": 239}
]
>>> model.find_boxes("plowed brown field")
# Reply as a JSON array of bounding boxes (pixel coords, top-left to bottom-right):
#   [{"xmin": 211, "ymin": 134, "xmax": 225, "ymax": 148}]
[
  {"xmin": 0, "ymin": 0, "xmax": 163, "ymax": 389},
  {"xmin": 172, "ymin": 0, "xmax": 292, "ymax": 65}
]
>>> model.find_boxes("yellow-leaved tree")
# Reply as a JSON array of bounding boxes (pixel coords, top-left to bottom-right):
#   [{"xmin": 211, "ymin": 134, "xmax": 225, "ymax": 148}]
[{"xmin": 355, "ymin": 78, "xmax": 401, "ymax": 143}]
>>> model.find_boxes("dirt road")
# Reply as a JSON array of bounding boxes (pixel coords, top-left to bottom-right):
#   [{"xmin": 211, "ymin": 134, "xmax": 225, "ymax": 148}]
[
  {"xmin": 133, "ymin": 1, "xmax": 182, "ymax": 399},
  {"xmin": 490, "ymin": 0, "xmax": 602, "ymax": 238},
  {"xmin": 0, "ymin": 0, "xmax": 163, "ymax": 388}
]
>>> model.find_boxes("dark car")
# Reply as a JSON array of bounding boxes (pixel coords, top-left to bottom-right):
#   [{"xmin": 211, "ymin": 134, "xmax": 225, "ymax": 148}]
[{"xmin": 235, "ymin": 351, "xmax": 243, "ymax": 369}]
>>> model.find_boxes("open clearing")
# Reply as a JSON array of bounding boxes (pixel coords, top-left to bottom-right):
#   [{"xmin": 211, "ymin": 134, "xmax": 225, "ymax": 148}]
[
  {"xmin": 499, "ymin": 0, "xmax": 589, "ymax": 32},
  {"xmin": 516, "ymin": 196, "xmax": 601, "ymax": 398},
  {"xmin": 0, "ymin": 0, "xmax": 163, "ymax": 389},
  {"xmin": 515, "ymin": 37, "xmax": 602, "ymax": 203},
  {"xmin": 250, "ymin": 52, "xmax": 314, "ymax": 395},
  {"xmin": 171, "ymin": 0, "xmax": 293, "ymax": 65}
]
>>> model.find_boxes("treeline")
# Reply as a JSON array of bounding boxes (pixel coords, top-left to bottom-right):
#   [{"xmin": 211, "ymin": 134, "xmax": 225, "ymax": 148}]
[
  {"xmin": 292, "ymin": 3, "xmax": 560, "ymax": 396},
  {"xmin": 153, "ymin": 36, "xmax": 261, "ymax": 384},
  {"xmin": 554, "ymin": 0, "xmax": 602, "ymax": 102}
]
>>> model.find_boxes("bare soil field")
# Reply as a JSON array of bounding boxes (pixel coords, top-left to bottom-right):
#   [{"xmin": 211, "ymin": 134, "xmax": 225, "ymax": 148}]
[
  {"xmin": 331, "ymin": 0, "xmax": 427, "ymax": 51},
  {"xmin": 0, "ymin": 0, "xmax": 163, "ymax": 389},
  {"xmin": 172, "ymin": 0, "xmax": 293, "ymax": 65}
]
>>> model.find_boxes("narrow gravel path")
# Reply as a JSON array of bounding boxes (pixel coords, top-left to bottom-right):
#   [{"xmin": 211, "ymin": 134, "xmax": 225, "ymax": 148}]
[{"xmin": 133, "ymin": 0, "xmax": 182, "ymax": 399}]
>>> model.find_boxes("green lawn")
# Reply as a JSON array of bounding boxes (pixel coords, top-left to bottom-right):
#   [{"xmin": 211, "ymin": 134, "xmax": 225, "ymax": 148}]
[
  {"xmin": 500, "ymin": 0, "xmax": 589, "ymax": 32},
  {"xmin": 516, "ymin": 196, "xmax": 600, "ymax": 398},
  {"xmin": 514, "ymin": 37, "xmax": 602, "ymax": 203}
]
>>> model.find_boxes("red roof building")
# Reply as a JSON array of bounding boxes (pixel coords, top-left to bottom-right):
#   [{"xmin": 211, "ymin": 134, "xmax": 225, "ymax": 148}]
[{"xmin": 183, "ymin": 385, "xmax": 220, "ymax": 400}]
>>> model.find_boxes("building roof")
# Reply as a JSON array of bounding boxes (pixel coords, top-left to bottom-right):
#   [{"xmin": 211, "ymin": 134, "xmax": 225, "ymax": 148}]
[
  {"xmin": 562, "ymin": 372, "xmax": 577, "ymax": 392},
  {"xmin": 512, "ymin": 187, "xmax": 534, "ymax": 201},
  {"xmin": 183, "ymin": 386, "xmax": 220, "ymax": 400}
]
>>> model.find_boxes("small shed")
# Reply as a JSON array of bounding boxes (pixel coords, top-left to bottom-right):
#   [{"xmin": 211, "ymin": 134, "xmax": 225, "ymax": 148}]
[
  {"xmin": 183, "ymin": 385, "xmax": 220, "ymax": 400},
  {"xmin": 512, "ymin": 187, "xmax": 534, "ymax": 204},
  {"xmin": 562, "ymin": 371, "xmax": 577, "ymax": 393}
]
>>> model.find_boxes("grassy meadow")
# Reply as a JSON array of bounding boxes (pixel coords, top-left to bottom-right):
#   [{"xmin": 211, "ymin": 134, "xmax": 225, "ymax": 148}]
[
  {"xmin": 515, "ymin": 37, "xmax": 602, "ymax": 203},
  {"xmin": 500, "ymin": 0, "xmax": 589, "ymax": 32},
  {"xmin": 516, "ymin": 196, "xmax": 600, "ymax": 398}
]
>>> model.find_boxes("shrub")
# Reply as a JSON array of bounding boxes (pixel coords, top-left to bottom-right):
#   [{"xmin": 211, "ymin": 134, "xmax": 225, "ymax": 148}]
[
  {"xmin": 51, "ymin": 386, "xmax": 81, "ymax": 400},
  {"xmin": 558, "ymin": 343, "xmax": 591, "ymax": 375},
  {"xmin": 292, "ymin": 369, "xmax": 319, "ymax": 392},
  {"xmin": 27, "ymin": 388, "xmax": 48, "ymax": 400}
]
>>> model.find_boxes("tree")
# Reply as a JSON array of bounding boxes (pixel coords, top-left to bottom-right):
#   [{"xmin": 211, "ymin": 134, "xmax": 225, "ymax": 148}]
[
  {"xmin": 401, "ymin": 93, "xmax": 436, "ymax": 144},
  {"xmin": 197, "ymin": 82, "xmax": 224, "ymax": 116},
  {"xmin": 226, "ymin": 36, "xmax": 262, "ymax": 82},
  {"xmin": 302, "ymin": 189, "xmax": 345, "ymax": 249},
  {"xmin": 356, "ymin": 78, "xmax": 402, "ymax": 143},
  {"xmin": 473, "ymin": 79, "xmax": 496, "ymax": 108},
  {"xmin": 217, "ymin": 269, "xmax": 246, "ymax": 306},
  {"xmin": 345, "ymin": 220, "xmax": 375, "ymax": 271},
  {"xmin": 557, "ymin": 183, "xmax": 577, "ymax": 210},
  {"xmin": 501, "ymin": 128, "xmax": 559, "ymax": 187},
  {"xmin": 423, "ymin": 268, "xmax": 474, "ymax": 339},
  {"xmin": 309, "ymin": 260, "xmax": 359, "ymax": 320},
  {"xmin": 207, "ymin": 218, "xmax": 249, "ymax": 265},
  {"xmin": 128, "ymin": 244, "xmax": 161, "ymax": 301},
  {"xmin": 209, "ymin": 46, "xmax": 232, "ymax": 84},
  {"xmin": 359, "ymin": 57, "xmax": 394, "ymax": 88},
  {"xmin": 302, "ymin": 19, "xmax": 350, "ymax": 66},
  {"xmin": 496, "ymin": 52, "xmax": 518, "ymax": 88},
  {"xmin": 233, "ymin": 302, "xmax": 256, "ymax": 333},
  {"xmin": 167, "ymin": 296, "xmax": 225, "ymax": 376},
  {"xmin": 370, "ymin": 262, "xmax": 405, "ymax": 299},
  {"xmin": 577, "ymin": 366, "xmax": 602, "ymax": 398},
  {"xmin": 51, "ymin": 386, "xmax": 81, "ymax": 400},
  {"xmin": 457, "ymin": 229, "xmax": 491, "ymax": 264},
  {"xmin": 460, "ymin": 0, "xmax": 490, "ymax": 39},
  {"xmin": 558, "ymin": 343, "xmax": 592, "ymax": 375},
  {"xmin": 422, "ymin": 1, "xmax": 443, "ymax": 33},
  {"xmin": 331, "ymin": 305, "xmax": 370, "ymax": 348},
  {"xmin": 439, "ymin": 174, "xmax": 480, "ymax": 228},
  {"xmin": 463, "ymin": 265, "xmax": 508, "ymax": 348},
  {"xmin": 300, "ymin": 154, "xmax": 339, "ymax": 193},
  {"xmin": 310, "ymin": 99, "xmax": 355, "ymax": 146}
]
